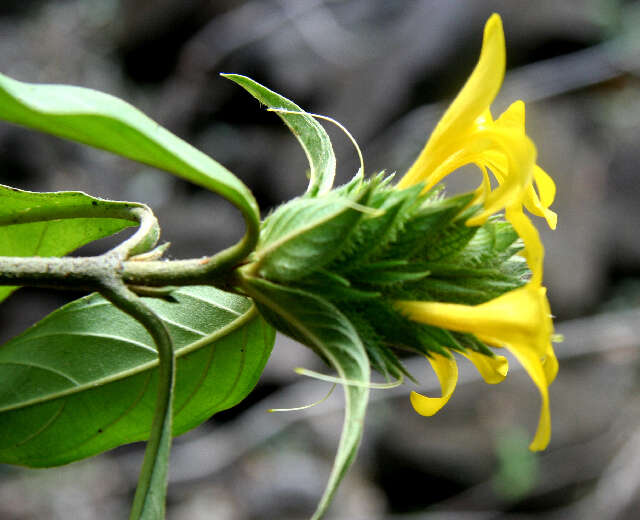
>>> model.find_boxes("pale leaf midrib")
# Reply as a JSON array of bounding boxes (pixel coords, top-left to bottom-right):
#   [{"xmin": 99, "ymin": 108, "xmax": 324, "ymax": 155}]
[{"xmin": 0, "ymin": 306, "xmax": 257, "ymax": 413}]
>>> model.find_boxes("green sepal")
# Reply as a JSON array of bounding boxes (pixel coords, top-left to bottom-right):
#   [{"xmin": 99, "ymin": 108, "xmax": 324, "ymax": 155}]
[
  {"xmin": 331, "ymin": 181, "xmax": 424, "ymax": 267},
  {"xmin": 452, "ymin": 332, "xmax": 497, "ymax": 359},
  {"xmin": 297, "ymin": 271, "xmax": 381, "ymax": 302},
  {"xmin": 415, "ymin": 324, "xmax": 466, "ymax": 356},
  {"xmin": 399, "ymin": 273, "xmax": 523, "ymax": 305},
  {"xmin": 340, "ymin": 308, "xmax": 412, "ymax": 382},
  {"xmin": 240, "ymin": 276, "xmax": 369, "ymax": 520},
  {"xmin": 347, "ymin": 260, "xmax": 431, "ymax": 286},
  {"xmin": 340, "ymin": 299, "xmax": 452, "ymax": 361},
  {"xmin": 384, "ymin": 192, "xmax": 476, "ymax": 261},
  {"xmin": 454, "ymin": 220, "xmax": 521, "ymax": 262},
  {"xmin": 251, "ymin": 177, "xmax": 372, "ymax": 282},
  {"xmin": 416, "ymin": 214, "xmax": 479, "ymax": 261}
]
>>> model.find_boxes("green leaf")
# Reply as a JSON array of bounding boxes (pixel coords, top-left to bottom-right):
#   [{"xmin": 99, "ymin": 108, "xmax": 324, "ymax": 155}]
[
  {"xmin": 0, "ymin": 72, "xmax": 259, "ymax": 248},
  {"xmin": 0, "ymin": 185, "xmax": 138, "ymax": 303},
  {"xmin": 0, "ymin": 286, "xmax": 275, "ymax": 467},
  {"xmin": 252, "ymin": 182, "xmax": 370, "ymax": 283},
  {"xmin": 242, "ymin": 277, "xmax": 369, "ymax": 520},
  {"xmin": 223, "ymin": 74, "xmax": 336, "ymax": 196}
]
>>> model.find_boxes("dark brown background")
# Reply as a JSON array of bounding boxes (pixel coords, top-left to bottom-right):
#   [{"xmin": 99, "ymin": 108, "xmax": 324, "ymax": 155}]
[{"xmin": 1, "ymin": 1, "xmax": 640, "ymax": 518}]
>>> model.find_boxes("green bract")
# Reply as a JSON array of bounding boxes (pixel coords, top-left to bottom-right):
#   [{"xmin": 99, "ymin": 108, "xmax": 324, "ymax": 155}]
[
  {"xmin": 236, "ymin": 174, "xmax": 528, "ymax": 518},
  {"xmin": 241, "ymin": 172, "xmax": 526, "ymax": 379}
]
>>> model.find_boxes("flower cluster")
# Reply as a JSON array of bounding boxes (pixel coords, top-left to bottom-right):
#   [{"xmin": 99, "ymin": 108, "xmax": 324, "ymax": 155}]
[
  {"xmin": 241, "ymin": 13, "xmax": 557, "ymax": 453},
  {"xmin": 395, "ymin": 14, "xmax": 557, "ymax": 451}
]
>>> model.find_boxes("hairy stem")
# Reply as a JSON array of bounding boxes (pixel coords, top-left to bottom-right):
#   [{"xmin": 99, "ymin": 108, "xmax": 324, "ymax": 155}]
[
  {"xmin": 0, "ymin": 197, "xmax": 250, "ymax": 289},
  {"xmin": 101, "ymin": 281, "xmax": 175, "ymax": 520},
  {"xmin": 0, "ymin": 254, "xmax": 119, "ymax": 290}
]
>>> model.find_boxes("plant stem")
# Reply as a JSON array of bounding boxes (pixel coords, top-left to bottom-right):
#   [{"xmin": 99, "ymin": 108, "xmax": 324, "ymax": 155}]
[
  {"xmin": 101, "ymin": 281, "xmax": 175, "ymax": 520},
  {"xmin": 0, "ymin": 198, "xmax": 248, "ymax": 289},
  {"xmin": 0, "ymin": 254, "xmax": 119, "ymax": 289}
]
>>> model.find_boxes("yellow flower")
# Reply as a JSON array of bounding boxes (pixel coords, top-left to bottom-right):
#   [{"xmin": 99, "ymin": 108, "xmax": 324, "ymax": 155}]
[
  {"xmin": 398, "ymin": 283, "xmax": 556, "ymax": 451},
  {"xmin": 396, "ymin": 14, "xmax": 555, "ymax": 232},
  {"xmin": 394, "ymin": 13, "xmax": 558, "ymax": 451}
]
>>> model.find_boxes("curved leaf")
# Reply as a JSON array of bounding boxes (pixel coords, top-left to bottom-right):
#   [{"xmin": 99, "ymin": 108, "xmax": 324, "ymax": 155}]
[
  {"xmin": 0, "ymin": 185, "xmax": 139, "ymax": 303},
  {"xmin": 242, "ymin": 277, "xmax": 369, "ymax": 520},
  {"xmin": 0, "ymin": 72, "xmax": 259, "ymax": 248},
  {"xmin": 0, "ymin": 286, "xmax": 275, "ymax": 467},
  {"xmin": 224, "ymin": 74, "xmax": 336, "ymax": 196}
]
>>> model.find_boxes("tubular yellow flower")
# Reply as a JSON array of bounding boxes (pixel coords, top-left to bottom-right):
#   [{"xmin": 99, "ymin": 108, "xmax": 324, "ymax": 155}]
[
  {"xmin": 393, "ymin": 13, "xmax": 558, "ymax": 451},
  {"xmin": 398, "ymin": 283, "xmax": 555, "ymax": 451},
  {"xmin": 396, "ymin": 14, "xmax": 556, "ymax": 233}
]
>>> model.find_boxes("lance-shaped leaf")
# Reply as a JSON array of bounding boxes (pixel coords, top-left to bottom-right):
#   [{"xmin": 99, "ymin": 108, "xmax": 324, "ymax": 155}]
[
  {"xmin": 0, "ymin": 72, "xmax": 260, "ymax": 249},
  {"xmin": 0, "ymin": 286, "xmax": 275, "ymax": 467},
  {"xmin": 223, "ymin": 74, "xmax": 336, "ymax": 197},
  {"xmin": 0, "ymin": 185, "xmax": 140, "ymax": 303},
  {"xmin": 242, "ymin": 277, "xmax": 370, "ymax": 520}
]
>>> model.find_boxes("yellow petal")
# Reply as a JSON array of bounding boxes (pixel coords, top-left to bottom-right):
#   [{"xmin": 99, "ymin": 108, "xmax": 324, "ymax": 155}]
[
  {"xmin": 478, "ymin": 164, "xmax": 492, "ymax": 200},
  {"xmin": 406, "ymin": 125, "xmax": 534, "ymax": 226},
  {"xmin": 533, "ymin": 165, "xmax": 556, "ymax": 208},
  {"xmin": 505, "ymin": 207, "xmax": 544, "ymax": 285},
  {"xmin": 542, "ymin": 342, "xmax": 559, "ymax": 384},
  {"xmin": 399, "ymin": 14, "xmax": 506, "ymax": 189},
  {"xmin": 495, "ymin": 101, "xmax": 558, "ymax": 230},
  {"xmin": 502, "ymin": 342, "xmax": 552, "ymax": 451},
  {"xmin": 398, "ymin": 283, "xmax": 554, "ymax": 450},
  {"xmin": 524, "ymin": 165, "xmax": 558, "ymax": 229},
  {"xmin": 465, "ymin": 128, "xmax": 535, "ymax": 225},
  {"xmin": 495, "ymin": 100, "xmax": 525, "ymax": 129},
  {"xmin": 461, "ymin": 350, "xmax": 508, "ymax": 384},
  {"xmin": 410, "ymin": 353, "xmax": 458, "ymax": 416}
]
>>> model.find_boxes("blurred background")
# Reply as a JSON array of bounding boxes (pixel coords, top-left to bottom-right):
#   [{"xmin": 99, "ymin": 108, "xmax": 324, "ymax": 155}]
[{"xmin": 2, "ymin": 0, "xmax": 640, "ymax": 518}]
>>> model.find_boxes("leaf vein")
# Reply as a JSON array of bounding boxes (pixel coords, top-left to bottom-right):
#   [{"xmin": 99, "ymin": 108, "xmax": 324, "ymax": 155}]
[
  {"xmin": 8, "ymin": 331, "xmax": 156, "ymax": 354},
  {"xmin": 14, "ymin": 401, "xmax": 66, "ymax": 448},
  {"xmin": 0, "ymin": 360, "xmax": 79, "ymax": 385},
  {"xmin": 174, "ymin": 336, "xmax": 217, "ymax": 417},
  {"xmin": 0, "ymin": 306, "xmax": 258, "ymax": 413}
]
